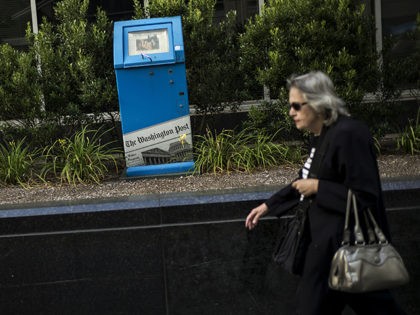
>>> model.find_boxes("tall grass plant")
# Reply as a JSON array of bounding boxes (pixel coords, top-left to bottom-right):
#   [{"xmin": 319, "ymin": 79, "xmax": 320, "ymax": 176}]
[
  {"xmin": 41, "ymin": 126, "xmax": 121, "ymax": 185},
  {"xmin": 0, "ymin": 139, "xmax": 38, "ymax": 187},
  {"xmin": 398, "ymin": 108, "xmax": 420, "ymax": 155},
  {"xmin": 194, "ymin": 128, "xmax": 301, "ymax": 174}
]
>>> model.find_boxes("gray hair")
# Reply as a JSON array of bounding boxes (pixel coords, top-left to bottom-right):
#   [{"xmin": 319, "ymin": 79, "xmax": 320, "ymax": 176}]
[{"xmin": 287, "ymin": 71, "xmax": 349, "ymax": 126}]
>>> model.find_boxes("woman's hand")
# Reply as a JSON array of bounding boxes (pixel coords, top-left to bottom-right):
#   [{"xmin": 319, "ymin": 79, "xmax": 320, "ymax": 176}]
[
  {"xmin": 292, "ymin": 179, "xmax": 319, "ymax": 197},
  {"xmin": 245, "ymin": 203, "xmax": 269, "ymax": 230}
]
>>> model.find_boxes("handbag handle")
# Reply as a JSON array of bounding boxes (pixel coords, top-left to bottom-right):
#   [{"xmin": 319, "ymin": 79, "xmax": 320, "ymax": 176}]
[
  {"xmin": 342, "ymin": 190, "xmax": 388, "ymax": 245},
  {"xmin": 363, "ymin": 210, "xmax": 377, "ymax": 244},
  {"xmin": 366, "ymin": 208, "xmax": 388, "ymax": 244},
  {"xmin": 342, "ymin": 190, "xmax": 364, "ymax": 245}
]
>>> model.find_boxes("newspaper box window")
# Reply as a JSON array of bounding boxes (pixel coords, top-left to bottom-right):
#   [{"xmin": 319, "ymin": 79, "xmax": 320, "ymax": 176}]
[{"xmin": 113, "ymin": 16, "xmax": 194, "ymax": 177}]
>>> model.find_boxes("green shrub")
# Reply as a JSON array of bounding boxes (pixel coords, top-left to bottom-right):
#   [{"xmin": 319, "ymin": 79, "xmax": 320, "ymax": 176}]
[
  {"xmin": 1, "ymin": 117, "xmax": 70, "ymax": 150},
  {"xmin": 0, "ymin": 139, "xmax": 38, "ymax": 187},
  {"xmin": 0, "ymin": 44, "xmax": 42, "ymax": 121},
  {"xmin": 41, "ymin": 126, "xmax": 121, "ymax": 185},
  {"xmin": 194, "ymin": 128, "xmax": 301, "ymax": 174},
  {"xmin": 240, "ymin": 0, "xmax": 379, "ymax": 136},
  {"xmin": 243, "ymin": 100, "xmax": 295, "ymax": 141},
  {"xmin": 28, "ymin": 0, "xmax": 117, "ymax": 117},
  {"xmin": 0, "ymin": 0, "xmax": 119, "ymax": 151}
]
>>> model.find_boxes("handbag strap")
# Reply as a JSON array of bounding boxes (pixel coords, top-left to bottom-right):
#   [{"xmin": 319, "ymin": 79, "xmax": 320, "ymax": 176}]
[
  {"xmin": 350, "ymin": 193, "xmax": 365, "ymax": 245},
  {"xmin": 342, "ymin": 190, "xmax": 353, "ymax": 245},
  {"xmin": 366, "ymin": 208, "xmax": 388, "ymax": 244},
  {"xmin": 342, "ymin": 190, "xmax": 364, "ymax": 245},
  {"xmin": 342, "ymin": 189, "xmax": 389, "ymax": 245},
  {"xmin": 363, "ymin": 211, "xmax": 377, "ymax": 244}
]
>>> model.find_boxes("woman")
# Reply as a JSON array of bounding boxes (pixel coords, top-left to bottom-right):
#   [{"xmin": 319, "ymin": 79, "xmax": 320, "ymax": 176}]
[{"xmin": 245, "ymin": 71, "xmax": 406, "ymax": 315}]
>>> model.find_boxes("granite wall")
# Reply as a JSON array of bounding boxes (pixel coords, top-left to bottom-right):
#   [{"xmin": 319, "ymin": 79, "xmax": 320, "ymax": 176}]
[{"xmin": 0, "ymin": 180, "xmax": 418, "ymax": 315}]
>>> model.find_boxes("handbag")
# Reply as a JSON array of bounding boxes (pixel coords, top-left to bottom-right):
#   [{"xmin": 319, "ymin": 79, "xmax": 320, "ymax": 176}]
[
  {"xmin": 328, "ymin": 190, "xmax": 410, "ymax": 293},
  {"xmin": 272, "ymin": 198, "xmax": 310, "ymax": 275}
]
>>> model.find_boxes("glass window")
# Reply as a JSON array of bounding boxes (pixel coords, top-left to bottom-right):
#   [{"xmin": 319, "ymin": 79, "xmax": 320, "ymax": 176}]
[
  {"xmin": 381, "ymin": 0, "xmax": 419, "ymax": 87},
  {"xmin": 89, "ymin": 0, "xmax": 134, "ymax": 21},
  {"xmin": 0, "ymin": 0, "xmax": 32, "ymax": 48},
  {"xmin": 382, "ymin": 0, "xmax": 419, "ymax": 56}
]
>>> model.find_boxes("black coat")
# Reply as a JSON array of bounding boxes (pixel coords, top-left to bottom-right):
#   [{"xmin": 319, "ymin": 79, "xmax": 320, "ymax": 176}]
[{"xmin": 264, "ymin": 115, "xmax": 394, "ymax": 314}]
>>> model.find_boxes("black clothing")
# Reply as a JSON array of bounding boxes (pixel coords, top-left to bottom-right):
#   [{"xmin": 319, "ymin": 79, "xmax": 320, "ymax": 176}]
[{"xmin": 264, "ymin": 116, "xmax": 405, "ymax": 315}]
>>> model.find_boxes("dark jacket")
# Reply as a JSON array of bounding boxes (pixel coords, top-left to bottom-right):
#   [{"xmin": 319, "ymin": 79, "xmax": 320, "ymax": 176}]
[{"xmin": 266, "ymin": 115, "xmax": 390, "ymax": 242}]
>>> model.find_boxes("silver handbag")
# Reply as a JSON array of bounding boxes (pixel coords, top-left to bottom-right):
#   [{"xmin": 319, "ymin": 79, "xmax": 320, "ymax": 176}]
[{"xmin": 328, "ymin": 190, "xmax": 410, "ymax": 293}]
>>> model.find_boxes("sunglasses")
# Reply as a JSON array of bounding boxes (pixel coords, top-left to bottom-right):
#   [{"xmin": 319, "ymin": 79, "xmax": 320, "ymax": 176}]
[{"xmin": 290, "ymin": 102, "xmax": 308, "ymax": 111}]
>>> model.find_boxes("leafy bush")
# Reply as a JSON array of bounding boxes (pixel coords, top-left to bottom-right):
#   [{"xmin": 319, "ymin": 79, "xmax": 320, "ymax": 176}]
[
  {"xmin": 240, "ymin": 0, "xmax": 379, "ymax": 136},
  {"xmin": 0, "ymin": 44, "xmax": 42, "ymax": 121},
  {"xmin": 1, "ymin": 118, "xmax": 71, "ymax": 150},
  {"xmin": 0, "ymin": 0, "xmax": 119, "ymax": 149},
  {"xmin": 41, "ymin": 126, "xmax": 121, "ymax": 184},
  {"xmin": 0, "ymin": 139, "xmax": 38, "ymax": 187},
  {"xmin": 194, "ymin": 128, "xmax": 301, "ymax": 174},
  {"xmin": 242, "ymin": 0, "xmax": 379, "ymax": 102},
  {"xmin": 0, "ymin": 0, "xmax": 119, "ymax": 150},
  {"xmin": 27, "ymin": 0, "xmax": 117, "ymax": 117},
  {"xmin": 243, "ymin": 100, "xmax": 296, "ymax": 141}
]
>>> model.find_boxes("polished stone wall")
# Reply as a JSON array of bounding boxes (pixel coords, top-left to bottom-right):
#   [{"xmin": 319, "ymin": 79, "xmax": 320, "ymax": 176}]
[{"xmin": 0, "ymin": 181, "xmax": 418, "ymax": 315}]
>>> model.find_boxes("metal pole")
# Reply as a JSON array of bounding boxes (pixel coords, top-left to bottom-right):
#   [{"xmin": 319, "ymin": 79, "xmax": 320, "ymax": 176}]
[
  {"xmin": 258, "ymin": 0, "xmax": 270, "ymax": 101},
  {"xmin": 30, "ymin": 0, "xmax": 38, "ymax": 33},
  {"xmin": 30, "ymin": 0, "xmax": 45, "ymax": 111},
  {"xmin": 374, "ymin": 0, "xmax": 383, "ymax": 66},
  {"xmin": 258, "ymin": 0, "xmax": 264, "ymax": 12},
  {"xmin": 144, "ymin": 0, "xmax": 149, "ymax": 18}
]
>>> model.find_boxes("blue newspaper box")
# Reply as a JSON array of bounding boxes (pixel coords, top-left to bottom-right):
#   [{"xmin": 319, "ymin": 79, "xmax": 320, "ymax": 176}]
[{"xmin": 113, "ymin": 16, "xmax": 194, "ymax": 177}]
